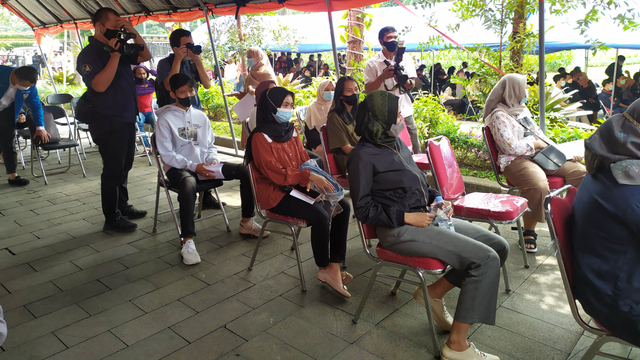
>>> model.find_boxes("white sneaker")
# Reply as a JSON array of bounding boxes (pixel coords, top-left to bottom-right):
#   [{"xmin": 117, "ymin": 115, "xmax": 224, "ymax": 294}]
[
  {"xmin": 239, "ymin": 218, "xmax": 270, "ymax": 238},
  {"xmin": 181, "ymin": 240, "xmax": 201, "ymax": 265},
  {"xmin": 413, "ymin": 286, "xmax": 454, "ymax": 331},
  {"xmin": 441, "ymin": 342, "xmax": 499, "ymax": 360}
]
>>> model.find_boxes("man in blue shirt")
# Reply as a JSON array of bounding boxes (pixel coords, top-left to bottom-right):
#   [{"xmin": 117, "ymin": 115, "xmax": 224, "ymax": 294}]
[
  {"xmin": 0, "ymin": 65, "xmax": 49, "ymax": 186},
  {"xmin": 76, "ymin": 7, "xmax": 152, "ymax": 232},
  {"xmin": 598, "ymin": 78, "xmax": 627, "ymax": 115}
]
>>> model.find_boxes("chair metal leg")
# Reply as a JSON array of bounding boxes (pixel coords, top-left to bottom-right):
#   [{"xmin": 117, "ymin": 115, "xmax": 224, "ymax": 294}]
[
  {"xmin": 516, "ymin": 218, "xmax": 530, "ymax": 268},
  {"xmin": 391, "ymin": 269, "xmax": 407, "ymax": 295},
  {"xmin": 16, "ymin": 137, "xmax": 25, "ymax": 169},
  {"xmin": 417, "ymin": 270, "xmax": 442, "ymax": 358},
  {"xmin": 153, "ymin": 184, "xmax": 161, "ymax": 234},
  {"xmin": 144, "ymin": 146, "xmax": 152, "ymax": 166},
  {"xmin": 34, "ymin": 146, "xmax": 48, "ymax": 185},
  {"xmin": 581, "ymin": 335, "xmax": 630, "ymax": 360},
  {"xmin": 75, "ymin": 146, "xmax": 86, "ymax": 177},
  {"xmin": 163, "ymin": 185, "xmax": 182, "ymax": 241},
  {"xmin": 502, "ymin": 264, "xmax": 511, "ymax": 292},
  {"xmin": 196, "ymin": 191, "xmax": 204, "ymax": 219},
  {"xmin": 353, "ymin": 262, "xmax": 382, "ymax": 324},
  {"xmin": 56, "ymin": 149, "xmax": 61, "ymax": 164},
  {"xmin": 249, "ymin": 220, "xmax": 269, "ymax": 269},
  {"xmin": 214, "ymin": 188, "xmax": 231, "ymax": 232},
  {"xmin": 77, "ymin": 127, "xmax": 86, "ymax": 159},
  {"xmin": 291, "ymin": 225, "xmax": 307, "ymax": 291}
]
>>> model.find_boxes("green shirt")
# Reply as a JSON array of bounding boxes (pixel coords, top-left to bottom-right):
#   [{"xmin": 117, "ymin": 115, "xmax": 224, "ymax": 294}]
[{"xmin": 326, "ymin": 111, "xmax": 360, "ymax": 175}]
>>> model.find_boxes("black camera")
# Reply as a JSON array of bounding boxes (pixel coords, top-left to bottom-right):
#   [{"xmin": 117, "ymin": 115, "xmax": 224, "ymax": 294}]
[
  {"xmin": 383, "ymin": 40, "xmax": 410, "ymax": 93},
  {"xmin": 104, "ymin": 27, "xmax": 144, "ymax": 56},
  {"xmin": 185, "ymin": 43, "xmax": 203, "ymax": 56}
]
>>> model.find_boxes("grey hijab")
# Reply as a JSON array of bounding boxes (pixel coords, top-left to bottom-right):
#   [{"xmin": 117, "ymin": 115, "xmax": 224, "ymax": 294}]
[
  {"xmin": 585, "ymin": 99, "xmax": 640, "ymax": 185},
  {"xmin": 483, "ymin": 73, "xmax": 533, "ymax": 123}
]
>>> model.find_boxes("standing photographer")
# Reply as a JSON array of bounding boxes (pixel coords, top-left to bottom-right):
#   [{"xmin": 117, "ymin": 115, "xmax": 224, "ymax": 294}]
[
  {"xmin": 364, "ymin": 26, "xmax": 419, "ymax": 154},
  {"xmin": 77, "ymin": 8, "xmax": 152, "ymax": 232}
]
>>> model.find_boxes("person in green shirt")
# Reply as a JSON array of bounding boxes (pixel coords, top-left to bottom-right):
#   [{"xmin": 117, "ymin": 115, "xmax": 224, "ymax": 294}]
[{"xmin": 327, "ymin": 76, "xmax": 361, "ymax": 175}]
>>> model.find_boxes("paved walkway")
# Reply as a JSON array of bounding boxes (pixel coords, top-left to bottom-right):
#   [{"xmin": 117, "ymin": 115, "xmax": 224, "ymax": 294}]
[{"xmin": 0, "ymin": 140, "xmax": 636, "ymax": 360}]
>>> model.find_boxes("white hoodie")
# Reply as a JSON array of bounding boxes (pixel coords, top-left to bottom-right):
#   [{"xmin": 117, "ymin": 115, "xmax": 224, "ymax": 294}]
[{"xmin": 155, "ymin": 104, "xmax": 218, "ymax": 173}]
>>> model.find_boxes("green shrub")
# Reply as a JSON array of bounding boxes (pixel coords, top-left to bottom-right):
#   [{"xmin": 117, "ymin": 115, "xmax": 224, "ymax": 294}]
[{"xmin": 199, "ymin": 85, "xmax": 240, "ymax": 122}]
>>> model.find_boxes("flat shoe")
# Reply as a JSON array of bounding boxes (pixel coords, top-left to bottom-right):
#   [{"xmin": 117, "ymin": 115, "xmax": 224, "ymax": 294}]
[
  {"xmin": 341, "ymin": 271, "xmax": 353, "ymax": 285},
  {"xmin": 317, "ymin": 270, "xmax": 351, "ymax": 298}
]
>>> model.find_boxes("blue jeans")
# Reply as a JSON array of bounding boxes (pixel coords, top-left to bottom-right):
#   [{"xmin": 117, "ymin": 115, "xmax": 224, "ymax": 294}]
[
  {"xmin": 234, "ymin": 74, "xmax": 244, "ymax": 92},
  {"xmin": 137, "ymin": 111, "xmax": 155, "ymax": 148}
]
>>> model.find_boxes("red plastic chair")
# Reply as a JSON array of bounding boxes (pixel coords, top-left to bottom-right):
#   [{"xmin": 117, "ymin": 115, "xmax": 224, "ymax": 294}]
[
  {"xmin": 544, "ymin": 185, "xmax": 634, "ymax": 359},
  {"xmin": 426, "ymin": 135, "xmax": 530, "ymax": 274},
  {"xmin": 483, "ymin": 125, "xmax": 565, "ymax": 191},
  {"xmin": 319, "ymin": 124, "xmax": 350, "ymax": 189},
  {"xmin": 353, "ymin": 220, "xmax": 448, "ymax": 358},
  {"xmin": 398, "ymin": 116, "xmax": 430, "ymax": 171},
  {"xmin": 247, "ymin": 163, "xmax": 309, "ymax": 291}
]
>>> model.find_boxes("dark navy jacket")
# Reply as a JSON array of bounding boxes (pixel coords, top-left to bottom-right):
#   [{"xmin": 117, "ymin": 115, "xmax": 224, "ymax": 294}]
[{"xmin": 0, "ymin": 65, "xmax": 44, "ymax": 127}]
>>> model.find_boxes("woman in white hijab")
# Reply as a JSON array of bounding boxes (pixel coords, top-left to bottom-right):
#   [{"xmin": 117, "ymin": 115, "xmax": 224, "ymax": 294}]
[
  {"xmin": 484, "ymin": 73, "xmax": 585, "ymax": 252},
  {"xmin": 304, "ymin": 79, "xmax": 335, "ymax": 160}
]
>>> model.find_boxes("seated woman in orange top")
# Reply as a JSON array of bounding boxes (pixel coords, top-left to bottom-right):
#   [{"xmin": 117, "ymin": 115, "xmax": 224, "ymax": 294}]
[{"xmin": 245, "ymin": 87, "xmax": 352, "ymax": 298}]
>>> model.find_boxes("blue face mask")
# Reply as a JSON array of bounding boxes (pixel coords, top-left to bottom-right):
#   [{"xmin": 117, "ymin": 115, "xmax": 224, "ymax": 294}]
[
  {"xmin": 520, "ymin": 97, "xmax": 528, "ymax": 105},
  {"xmin": 561, "ymin": 80, "xmax": 566, "ymax": 87},
  {"xmin": 322, "ymin": 91, "xmax": 334, "ymax": 101},
  {"xmin": 247, "ymin": 59, "xmax": 256, "ymax": 67},
  {"xmin": 274, "ymin": 108, "xmax": 293, "ymax": 123}
]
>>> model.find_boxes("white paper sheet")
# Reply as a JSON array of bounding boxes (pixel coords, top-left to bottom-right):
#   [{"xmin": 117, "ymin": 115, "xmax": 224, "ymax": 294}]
[
  {"xmin": 555, "ymin": 139, "xmax": 585, "ymax": 159},
  {"xmin": 232, "ymin": 94, "xmax": 256, "ymax": 122},
  {"xmin": 197, "ymin": 163, "xmax": 225, "ymax": 181}
]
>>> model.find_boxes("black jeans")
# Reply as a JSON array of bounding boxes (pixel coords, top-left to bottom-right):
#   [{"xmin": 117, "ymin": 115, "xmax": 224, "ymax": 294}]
[
  {"xmin": 89, "ymin": 120, "xmax": 136, "ymax": 221},
  {"xmin": 0, "ymin": 105, "xmax": 17, "ymax": 174},
  {"xmin": 166, "ymin": 163, "xmax": 255, "ymax": 239},
  {"xmin": 269, "ymin": 195, "xmax": 350, "ymax": 268}
]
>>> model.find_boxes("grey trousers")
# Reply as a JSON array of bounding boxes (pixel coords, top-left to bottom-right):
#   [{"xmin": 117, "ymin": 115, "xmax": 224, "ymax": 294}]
[
  {"xmin": 404, "ymin": 115, "xmax": 422, "ymax": 154},
  {"xmin": 376, "ymin": 218, "xmax": 509, "ymax": 325}
]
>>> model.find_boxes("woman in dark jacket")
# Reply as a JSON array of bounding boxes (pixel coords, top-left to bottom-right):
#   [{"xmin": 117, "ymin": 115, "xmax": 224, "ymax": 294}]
[{"xmin": 348, "ymin": 91, "xmax": 508, "ymax": 360}]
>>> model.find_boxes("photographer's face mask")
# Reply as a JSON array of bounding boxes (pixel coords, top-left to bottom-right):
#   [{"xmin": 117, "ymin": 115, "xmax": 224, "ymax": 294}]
[
  {"xmin": 100, "ymin": 24, "xmax": 119, "ymax": 40},
  {"xmin": 177, "ymin": 96, "xmax": 197, "ymax": 108},
  {"xmin": 383, "ymin": 40, "xmax": 398, "ymax": 53}
]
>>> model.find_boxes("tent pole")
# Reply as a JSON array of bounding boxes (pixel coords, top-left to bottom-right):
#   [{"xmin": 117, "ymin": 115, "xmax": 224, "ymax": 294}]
[
  {"xmin": 325, "ymin": 0, "xmax": 340, "ymax": 82},
  {"xmin": 431, "ymin": 51, "xmax": 434, "ymax": 94},
  {"xmin": 75, "ymin": 23, "xmax": 84, "ymax": 50},
  {"xmin": 611, "ymin": 48, "xmax": 618, "ymax": 115},
  {"xmin": 584, "ymin": 49, "xmax": 588, "ymax": 72},
  {"xmin": 199, "ymin": 1, "xmax": 240, "ymax": 156},
  {"xmin": 538, "ymin": 0, "xmax": 545, "ymax": 133},
  {"xmin": 35, "ymin": 33, "xmax": 58, "ymax": 94}
]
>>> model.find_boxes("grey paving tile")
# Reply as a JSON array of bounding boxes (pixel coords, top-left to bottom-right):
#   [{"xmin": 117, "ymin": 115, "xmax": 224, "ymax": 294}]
[
  {"xmin": 0, "ymin": 233, "xmax": 38, "ymax": 250},
  {"xmin": 180, "ymin": 275, "xmax": 253, "ymax": 312},
  {"xmin": 132, "ymin": 276, "xmax": 207, "ymax": 312},
  {"xmin": 50, "ymin": 231, "xmax": 114, "ymax": 253},
  {"xmin": 2, "ymin": 306, "xmax": 34, "ymax": 328},
  {"xmin": 0, "ymin": 281, "xmax": 61, "ymax": 312},
  {"xmin": 78, "ymin": 279, "xmax": 156, "ymax": 315},
  {"xmin": 8, "ymin": 232, "xmax": 73, "ymax": 254},
  {"xmin": 54, "ymin": 302, "xmax": 145, "ymax": 347},
  {"xmin": 0, "ymin": 333, "xmax": 67, "ymax": 360},
  {"xmin": 0, "ymin": 264, "xmax": 34, "ymax": 284},
  {"xmin": 237, "ymin": 254, "xmax": 296, "ymax": 284},
  {"xmin": 235, "ymin": 332, "xmax": 314, "ymax": 360},
  {"xmin": 501, "ymin": 291, "xmax": 585, "ymax": 333},
  {"xmin": 116, "ymin": 242, "xmax": 177, "ymax": 268},
  {"xmin": 375, "ymin": 304, "xmax": 450, "ymax": 350},
  {"xmin": 72, "ymin": 244, "xmax": 139, "ymax": 269},
  {"xmin": 190, "ymin": 254, "xmax": 250, "ymax": 285},
  {"xmin": 331, "ymin": 345, "xmax": 384, "ymax": 360},
  {"xmin": 29, "ymin": 246, "xmax": 98, "ymax": 271},
  {"xmin": 200, "ymin": 240, "xmax": 256, "ymax": 265},
  {"xmin": 295, "ymin": 300, "xmax": 376, "ymax": 343},
  {"xmin": 99, "ymin": 258, "xmax": 171, "ymax": 289},
  {"xmin": 103, "ymin": 329, "xmax": 188, "ymax": 360},
  {"xmin": 468, "ymin": 324, "xmax": 570, "ymax": 360},
  {"xmin": 233, "ymin": 272, "xmax": 300, "ymax": 308},
  {"xmin": 354, "ymin": 326, "xmax": 435, "ymax": 360},
  {"xmin": 0, "ymin": 286, "xmax": 6, "ymax": 297},
  {"xmin": 52, "ymin": 261, "xmax": 127, "ymax": 291},
  {"xmin": 47, "ymin": 332, "xmax": 127, "ymax": 360},
  {"xmin": 2, "ymin": 262, "xmax": 79, "ymax": 293},
  {"xmin": 172, "ymin": 298, "xmax": 251, "ymax": 342},
  {"xmin": 1, "ymin": 305, "xmax": 89, "ymax": 349},
  {"xmin": 163, "ymin": 328, "xmax": 246, "ymax": 360},
  {"xmin": 32, "ymin": 219, "xmax": 94, "ymax": 239},
  {"xmin": 267, "ymin": 315, "xmax": 349, "ymax": 360},
  {"xmin": 25, "ymin": 280, "xmax": 109, "ymax": 317},
  {"xmin": 226, "ymin": 297, "xmax": 302, "ymax": 340},
  {"xmin": 0, "ymin": 247, "xmax": 57, "ymax": 271},
  {"xmin": 91, "ymin": 229, "xmax": 152, "ymax": 252},
  {"xmin": 111, "ymin": 301, "xmax": 196, "ymax": 345},
  {"xmin": 145, "ymin": 260, "xmax": 214, "ymax": 288},
  {"xmin": 33, "ymin": 200, "xmax": 84, "ymax": 215},
  {"xmin": 242, "ymin": 237, "xmax": 297, "ymax": 263}
]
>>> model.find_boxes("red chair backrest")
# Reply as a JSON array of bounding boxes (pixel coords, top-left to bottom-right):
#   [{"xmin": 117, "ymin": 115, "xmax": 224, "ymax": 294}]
[
  {"xmin": 398, "ymin": 116, "xmax": 414, "ymax": 154},
  {"xmin": 548, "ymin": 186, "xmax": 578, "ymax": 283},
  {"xmin": 483, "ymin": 125, "xmax": 503, "ymax": 175},
  {"xmin": 320, "ymin": 124, "xmax": 342, "ymax": 177},
  {"xmin": 361, "ymin": 222, "xmax": 378, "ymax": 240},
  {"xmin": 427, "ymin": 136, "xmax": 465, "ymax": 200}
]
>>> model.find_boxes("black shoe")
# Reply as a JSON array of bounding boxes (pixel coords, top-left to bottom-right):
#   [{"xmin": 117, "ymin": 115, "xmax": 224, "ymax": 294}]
[
  {"xmin": 120, "ymin": 205, "xmax": 147, "ymax": 220},
  {"xmin": 201, "ymin": 192, "xmax": 227, "ymax": 210},
  {"xmin": 8, "ymin": 176, "xmax": 29, "ymax": 186},
  {"xmin": 104, "ymin": 216, "xmax": 138, "ymax": 232}
]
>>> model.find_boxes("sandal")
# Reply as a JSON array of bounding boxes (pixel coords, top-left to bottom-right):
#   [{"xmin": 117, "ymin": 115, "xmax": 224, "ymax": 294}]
[
  {"xmin": 317, "ymin": 270, "xmax": 351, "ymax": 298},
  {"xmin": 341, "ymin": 271, "xmax": 353, "ymax": 285},
  {"xmin": 519, "ymin": 230, "xmax": 538, "ymax": 253}
]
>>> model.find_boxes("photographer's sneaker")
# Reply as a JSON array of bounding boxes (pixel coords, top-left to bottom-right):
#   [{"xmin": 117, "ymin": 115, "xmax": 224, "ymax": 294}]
[
  {"xmin": 181, "ymin": 240, "xmax": 201, "ymax": 265},
  {"xmin": 239, "ymin": 218, "xmax": 270, "ymax": 238},
  {"xmin": 441, "ymin": 342, "xmax": 499, "ymax": 360}
]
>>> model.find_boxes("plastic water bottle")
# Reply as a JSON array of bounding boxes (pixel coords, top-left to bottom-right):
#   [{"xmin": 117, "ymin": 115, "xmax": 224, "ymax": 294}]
[{"xmin": 431, "ymin": 196, "xmax": 455, "ymax": 232}]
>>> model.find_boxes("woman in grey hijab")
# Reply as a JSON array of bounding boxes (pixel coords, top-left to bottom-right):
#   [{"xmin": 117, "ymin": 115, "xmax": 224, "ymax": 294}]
[
  {"xmin": 571, "ymin": 99, "xmax": 640, "ymax": 347},
  {"xmin": 484, "ymin": 74, "xmax": 586, "ymax": 252}
]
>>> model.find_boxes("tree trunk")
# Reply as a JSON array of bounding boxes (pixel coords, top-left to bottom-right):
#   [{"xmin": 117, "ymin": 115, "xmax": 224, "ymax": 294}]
[
  {"xmin": 509, "ymin": 0, "xmax": 527, "ymax": 71},
  {"xmin": 346, "ymin": 7, "xmax": 365, "ymax": 76}
]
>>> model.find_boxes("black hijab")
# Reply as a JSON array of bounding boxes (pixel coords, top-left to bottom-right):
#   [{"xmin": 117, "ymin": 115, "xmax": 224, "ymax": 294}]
[
  {"xmin": 355, "ymin": 90, "xmax": 399, "ymax": 149},
  {"xmin": 244, "ymin": 86, "xmax": 296, "ymax": 164}
]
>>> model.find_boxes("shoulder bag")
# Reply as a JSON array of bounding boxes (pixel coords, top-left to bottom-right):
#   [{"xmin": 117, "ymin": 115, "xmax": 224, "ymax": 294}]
[{"xmin": 517, "ymin": 117, "xmax": 567, "ymax": 172}]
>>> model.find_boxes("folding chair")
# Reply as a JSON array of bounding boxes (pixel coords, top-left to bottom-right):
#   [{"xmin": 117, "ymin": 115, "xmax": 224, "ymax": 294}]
[
  {"xmin": 398, "ymin": 117, "xmax": 430, "ymax": 171},
  {"xmin": 544, "ymin": 185, "xmax": 636, "ymax": 360},
  {"xmin": 31, "ymin": 106, "xmax": 86, "ymax": 185},
  {"xmin": 134, "ymin": 120, "xmax": 153, "ymax": 166},
  {"xmin": 46, "ymin": 93, "xmax": 74, "ymax": 132},
  {"xmin": 319, "ymin": 124, "xmax": 349, "ymax": 189},
  {"xmin": 15, "ymin": 128, "xmax": 30, "ymax": 169},
  {"xmin": 295, "ymin": 105, "xmax": 309, "ymax": 146},
  {"xmin": 70, "ymin": 97, "xmax": 92, "ymax": 159},
  {"xmin": 352, "ymin": 220, "xmax": 448, "ymax": 358},
  {"xmin": 426, "ymin": 135, "xmax": 527, "ymax": 277},
  {"xmin": 483, "ymin": 125, "xmax": 565, "ymax": 193},
  {"xmin": 247, "ymin": 163, "xmax": 309, "ymax": 291},
  {"xmin": 150, "ymin": 134, "xmax": 230, "ymax": 237},
  {"xmin": 599, "ymin": 100, "xmax": 613, "ymax": 120}
]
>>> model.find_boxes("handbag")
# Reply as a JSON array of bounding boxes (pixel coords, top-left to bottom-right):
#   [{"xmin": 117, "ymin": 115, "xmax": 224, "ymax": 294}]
[
  {"xmin": 517, "ymin": 117, "xmax": 567, "ymax": 172},
  {"xmin": 74, "ymin": 91, "xmax": 95, "ymax": 125}
]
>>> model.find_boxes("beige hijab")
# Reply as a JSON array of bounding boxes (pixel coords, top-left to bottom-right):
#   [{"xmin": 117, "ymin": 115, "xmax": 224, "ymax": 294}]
[
  {"xmin": 483, "ymin": 73, "xmax": 532, "ymax": 123},
  {"xmin": 243, "ymin": 47, "xmax": 277, "ymax": 93},
  {"xmin": 305, "ymin": 79, "xmax": 335, "ymax": 131}
]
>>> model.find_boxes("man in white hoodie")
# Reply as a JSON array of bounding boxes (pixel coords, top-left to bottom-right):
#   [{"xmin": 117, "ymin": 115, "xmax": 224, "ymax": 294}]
[{"xmin": 156, "ymin": 73, "xmax": 268, "ymax": 265}]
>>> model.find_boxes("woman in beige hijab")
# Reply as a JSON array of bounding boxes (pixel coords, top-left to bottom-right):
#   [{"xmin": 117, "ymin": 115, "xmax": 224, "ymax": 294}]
[
  {"xmin": 243, "ymin": 47, "xmax": 277, "ymax": 96},
  {"xmin": 304, "ymin": 79, "xmax": 335, "ymax": 160}
]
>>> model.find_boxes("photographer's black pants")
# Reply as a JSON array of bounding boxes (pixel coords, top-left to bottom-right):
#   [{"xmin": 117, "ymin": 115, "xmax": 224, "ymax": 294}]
[
  {"xmin": 89, "ymin": 120, "xmax": 136, "ymax": 222},
  {"xmin": 0, "ymin": 105, "xmax": 17, "ymax": 175}
]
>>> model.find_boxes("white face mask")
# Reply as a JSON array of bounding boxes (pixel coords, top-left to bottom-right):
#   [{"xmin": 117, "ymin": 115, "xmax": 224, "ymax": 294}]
[{"xmin": 16, "ymin": 85, "xmax": 31, "ymax": 91}]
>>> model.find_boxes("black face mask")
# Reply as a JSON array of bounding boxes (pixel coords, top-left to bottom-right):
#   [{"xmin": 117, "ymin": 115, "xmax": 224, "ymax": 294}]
[
  {"xmin": 342, "ymin": 93, "xmax": 358, "ymax": 106},
  {"xmin": 135, "ymin": 78, "xmax": 144, "ymax": 84},
  {"xmin": 383, "ymin": 40, "xmax": 398, "ymax": 53},
  {"xmin": 102, "ymin": 27, "xmax": 119, "ymax": 40},
  {"xmin": 177, "ymin": 96, "xmax": 196, "ymax": 108}
]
